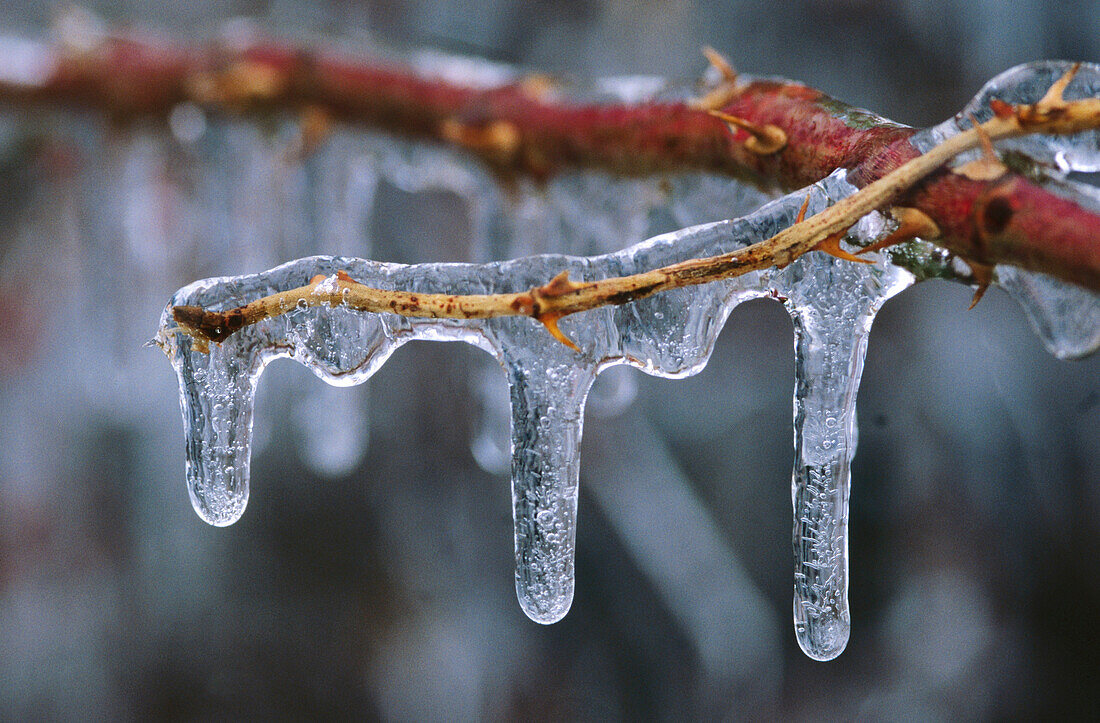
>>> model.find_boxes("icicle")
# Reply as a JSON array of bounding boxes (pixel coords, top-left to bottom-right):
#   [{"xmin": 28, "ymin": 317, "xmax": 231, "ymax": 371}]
[
  {"xmin": 467, "ymin": 167, "xmax": 669, "ymax": 473},
  {"xmin": 161, "ymin": 257, "xmax": 403, "ymax": 525},
  {"xmin": 775, "ymin": 191, "xmax": 913, "ymax": 661},
  {"xmin": 666, "ymin": 173, "xmax": 775, "ymax": 229},
  {"xmin": 173, "ymin": 337, "xmax": 263, "ymax": 526},
  {"xmin": 503, "ymin": 358, "xmax": 595, "ymax": 623}
]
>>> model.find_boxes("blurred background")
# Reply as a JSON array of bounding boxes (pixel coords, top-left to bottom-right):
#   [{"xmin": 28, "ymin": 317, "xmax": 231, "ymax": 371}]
[{"xmin": 1, "ymin": 0, "xmax": 1099, "ymax": 719}]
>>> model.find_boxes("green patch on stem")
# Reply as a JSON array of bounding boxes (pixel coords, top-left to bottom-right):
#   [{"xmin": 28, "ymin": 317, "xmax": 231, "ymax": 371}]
[
  {"xmin": 886, "ymin": 240, "xmax": 961, "ymax": 283},
  {"xmin": 999, "ymin": 149, "xmax": 1057, "ymax": 184},
  {"xmin": 815, "ymin": 98, "xmax": 909, "ymax": 132}
]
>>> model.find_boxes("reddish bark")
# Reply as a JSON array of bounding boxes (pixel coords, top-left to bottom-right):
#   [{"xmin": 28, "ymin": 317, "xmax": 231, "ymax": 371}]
[{"xmin": 1, "ymin": 31, "xmax": 1097, "ymax": 290}]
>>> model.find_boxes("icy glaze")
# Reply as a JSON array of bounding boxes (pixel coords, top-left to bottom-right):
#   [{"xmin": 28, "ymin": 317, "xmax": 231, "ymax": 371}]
[
  {"xmin": 158, "ymin": 60, "xmax": 1100, "ymax": 659},
  {"xmin": 912, "ymin": 60, "xmax": 1100, "ymax": 360}
]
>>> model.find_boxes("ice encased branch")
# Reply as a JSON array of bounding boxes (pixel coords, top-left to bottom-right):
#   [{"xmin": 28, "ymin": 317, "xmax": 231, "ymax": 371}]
[{"xmin": 156, "ymin": 60, "xmax": 1100, "ymax": 661}]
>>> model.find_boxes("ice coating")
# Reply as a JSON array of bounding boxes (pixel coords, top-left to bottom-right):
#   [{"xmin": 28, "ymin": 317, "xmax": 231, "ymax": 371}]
[
  {"xmin": 996, "ymin": 266, "xmax": 1100, "ymax": 360},
  {"xmin": 913, "ymin": 61, "xmax": 1100, "ymax": 171},
  {"xmin": 156, "ymin": 59, "xmax": 1100, "ymax": 656},
  {"xmin": 465, "ymin": 169, "xmax": 768, "ymax": 475},
  {"xmin": 911, "ymin": 60, "xmax": 1100, "ymax": 358}
]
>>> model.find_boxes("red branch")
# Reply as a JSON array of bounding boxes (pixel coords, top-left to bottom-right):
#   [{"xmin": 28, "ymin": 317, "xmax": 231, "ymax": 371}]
[{"xmin": 2, "ymin": 31, "xmax": 1098, "ymax": 290}]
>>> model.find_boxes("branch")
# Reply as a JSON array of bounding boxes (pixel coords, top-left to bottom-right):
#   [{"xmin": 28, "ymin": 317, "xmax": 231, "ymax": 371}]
[
  {"xmin": 169, "ymin": 73, "xmax": 1100, "ymax": 351},
  {"xmin": 2, "ymin": 26, "xmax": 1099, "ymax": 289}
]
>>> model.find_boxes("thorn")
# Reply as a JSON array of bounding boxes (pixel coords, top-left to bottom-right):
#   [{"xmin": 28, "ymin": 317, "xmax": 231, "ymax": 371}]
[
  {"xmin": 1017, "ymin": 63, "xmax": 1081, "ymax": 127},
  {"xmin": 529, "ymin": 271, "xmax": 585, "ymax": 351},
  {"xmin": 691, "ymin": 49, "xmax": 740, "ymax": 110},
  {"xmin": 1038, "ymin": 62, "xmax": 1080, "ymax": 110},
  {"xmin": 519, "ymin": 73, "xmax": 558, "ymax": 102},
  {"xmin": 531, "ymin": 269, "xmax": 586, "ymax": 300},
  {"xmin": 813, "ymin": 230, "xmax": 872, "ymax": 264},
  {"xmin": 954, "ymin": 158, "xmax": 1008, "ymax": 181},
  {"xmin": 541, "ymin": 269, "xmax": 580, "ymax": 296},
  {"xmin": 796, "ymin": 192, "xmax": 811, "ymax": 224},
  {"xmin": 953, "ymin": 114, "xmax": 1008, "ymax": 181},
  {"xmin": 702, "ymin": 46, "xmax": 738, "ymax": 83},
  {"xmin": 966, "ymin": 260, "xmax": 994, "ymax": 309},
  {"xmin": 336, "ymin": 270, "xmax": 359, "ymax": 284},
  {"xmin": 691, "ymin": 85, "xmax": 741, "ymax": 111},
  {"xmin": 690, "ymin": 45, "xmax": 743, "ymax": 108},
  {"xmin": 969, "ymin": 113, "xmax": 997, "ymax": 161},
  {"xmin": 440, "ymin": 118, "xmax": 521, "ymax": 161},
  {"xmin": 857, "ymin": 207, "xmax": 941, "ymax": 255},
  {"xmin": 288, "ymin": 105, "xmax": 332, "ymax": 161},
  {"xmin": 537, "ymin": 312, "xmax": 581, "ymax": 352},
  {"xmin": 706, "ymin": 109, "xmax": 787, "ymax": 154}
]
